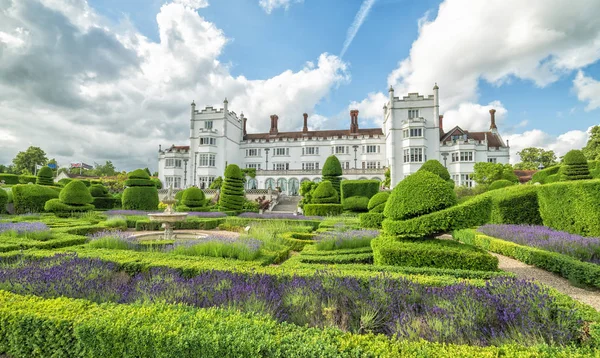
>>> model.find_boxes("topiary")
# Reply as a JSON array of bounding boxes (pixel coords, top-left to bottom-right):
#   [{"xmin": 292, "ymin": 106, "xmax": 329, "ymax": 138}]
[
  {"xmin": 322, "ymin": 156, "xmax": 342, "ymax": 201},
  {"xmin": 561, "ymin": 150, "xmax": 592, "ymax": 181},
  {"xmin": 384, "ymin": 171, "xmax": 457, "ymax": 221},
  {"xmin": 342, "ymin": 196, "xmax": 370, "ymax": 212},
  {"xmin": 368, "ymin": 192, "xmax": 390, "ymax": 213},
  {"xmin": 418, "ymin": 160, "xmax": 450, "ymax": 181},
  {"xmin": 89, "ymin": 184, "xmax": 109, "ymax": 198},
  {"xmin": 219, "ymin": 164, "xmax": 245, "ymax": 211},
  {"xmin": 178, "ymin": 187, "xmax": 207, "ymax": 211},
  {"xmin": 45, "ymin": 180, "xmax": 94, "ymax": 216},
  {"xmin": 0, "ymin": 189, "xmax": 7, "ymax": 213},
  {"xmin": 151, "ymin": 178, "xmax": 163, "ymax": 189},
  {"xmin": 488, "ymin": 179, "xmax": 517, "ymax": 191},
  {"xmin": 12, "ymin": 184, "xmax": 59, "ymax": 214},
  {"xmin": 122, "ymin": 168, "xmax": 159, "ymax": 210},
  {"xmin": 36, "ymin": 166, "xmax": 54, "ymax": 186},
  {"xmin": 311, "ymin": 181, "xmax": 338, "ymax": 204}
]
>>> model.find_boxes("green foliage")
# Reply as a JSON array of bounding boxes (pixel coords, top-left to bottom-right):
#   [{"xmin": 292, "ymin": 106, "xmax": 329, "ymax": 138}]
[
  {"xmin": 92, "ymin": 197, "xmax": 120, "ymax": 210},
  {"xmin": 322, "ymin": 155, "xmax": 342, "ymax": 196},
  {"xmin": 418, "ymin": 160, "xmax": 450, "ymax": 181},
  {"xmin": 18, "ymin": 175, "xmax": 37, "ymax": 184},
  {"xmin": 12, "ymin": 184, "xmax": 59, "ymax": 214},
  {"xmin": 340, "ymin": 180, "xmax": 380, "ymax": 202},
  {"xmin": 219, "ymin": 164, "xmax": 245, "ymax": 211},
  {"xmin": 124, "ymin": 178, "xmax": 156, "ymax": 187},
  {"xmin": 538, "ymin": 180, "xmax": 600, "ymax": 236},
  {"xmin": 0, "ymin": 174, "xmax": 19, "ymax": 185},
  {"xmin": 57, "ymin": 178, "xmax": 73, "ymax": 187},
  {"xmin": 359, "ymin": 212, "xmax": 385, "ymax": 229},
  {"xmin": 135, "ymin": 218, "xmax": 224, "ymax": 231},
  {"xmin": 311, "ymin": 181, "xmax": 338, "ymax": 204},
  {"xmin": 368, "ymin": 192, "xmax": 389, "ymax": 213},
  {"xmin": 583, "ymin": 125, "xmax": 600, "ymax": 161},
  {"xmin": 561, "ymin": 150, "xmax": 592, "ymax": 181},
  {"xmin": 12, "ymin": 146, "xmax": 47, "ymax": 174},
  {"xmin": 59, "ymin": 180, "xmax": 94, "ymax": 205},
  {"xmin": 531, "ymin": 165, "xmax": 560, "ymax": 184},
  {"xmin": 342, "ymin": 196, "xmax": 370, "ymax": 212},
  {"xmin": 455, "ymin": 229, "xmax": 600, "ymax": 288},
  {"xmin": 372, "ymin": 237, "xmax": 498, "ymax": 271},
  {"xmin": 546, "ymin": 174, "xmax": 560, "ymax": 183},
  {"xmin": 488, "ymin": 179, "xmax": 516, "ymax": 191},
  {"xmin": 89, "ymin": 184, "xmax": 109, "ymax": 198},
  {"xmin": 35, "ymin": 166, "xmax": 54, "ymax": 186},
  {"xmin": 382, "ymin": 195, "xmax": 492, "ymax": 239},
  {"xmin": 514, "ymin": 147, "xmax": 558, "ymax": 170},
  {"xmin": 128, "ymin": 169, "xmax": 151, "ymax": 180},
  {"xmin": 382, "ymin": 167, "xmax": 390, "ymax": 188},
  {"xmin": 209, "ymin": 176, "xmax": 223, "ymax": 189},
  {"xmin": 178, "ymin": 187, "xmax": 207, "ymax": 211},
  {"xmin": 122, "ymin": 186, "xmax": 159, "ymax": 211},
  {"xmin": 485, "ymin": 185, "xmax": 542, "ymax": 225},
  {"xmin": 298, "ymin": 181, "xmax": 318, "ymax": 208},
  {"xmin": 303, "ymin": 204, "xmax": 343, "ymax": 216},
  {"xmin": 150, "ymin": 178, "xmax": 163, "ymax": 189},
  {"xmin": 44, "ymin": 199, "xmax": 95, "ymax": 216},
  {"xmin": 384, "ymin": 171, "xmax": 457, "ymax": 221},
  {"xmin": 0, "ymin": 189, "xmax": 7, "ymax": 213},
  {"xmin": 471, "ymin": 162, "xmax": 517, "ymax": 185}
]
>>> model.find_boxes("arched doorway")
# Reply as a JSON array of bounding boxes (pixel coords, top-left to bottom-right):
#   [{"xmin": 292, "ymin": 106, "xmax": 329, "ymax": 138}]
[
  {"xmin": 276, "ymin": 178, "xmax": 287, "ymax": 194},
  {"xmin": 247, "ymin": 178, "xmax": 258, "ymax": 190},
  {"xmin": 288, "ymin": 178, "xmax": 299, "ymax": 196},
  {"xmin": 265, "ymin": 178, "xmax": 275, "ymax": 190}
]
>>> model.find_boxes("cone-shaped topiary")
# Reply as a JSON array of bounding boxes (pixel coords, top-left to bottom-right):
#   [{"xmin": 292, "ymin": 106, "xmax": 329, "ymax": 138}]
[
  {"xmin": 384, "ymin": 171, "xmax": 457, "ymax": 221},
  {"xmin": 122, "ymin": 168, "xmax": 159, "ymax": 210},
  {"xmin": 488, "ymin": 179, "xmax": 516, "ymax": 191},
  {"xmin": 322, "ymin": 156, "xmax": 342, "ymax": 202},
  {"xmin": 178, "ymin": 187, "xmax": 208, "ymax": 211},
  {"xmin": 219, "ymin": 164, "xmax": 245, "ymax": 211},
  {"xmin": 36, "ymin": 166, "xmax": 54, "ymax": 186},
  {"xmin": 561, "ymin": 149, "xmax": 592, "ymax": 181},
  {"xmin": 368, "ymin": 192, "xmax": 390, "ymax": 213},
  {"xmin": 45, "ymin": 180, "xmax": 94, "ymax": 216},
  {"xmin": 311, "ymin": 180, "xmax": 338, "ymax": 204}
]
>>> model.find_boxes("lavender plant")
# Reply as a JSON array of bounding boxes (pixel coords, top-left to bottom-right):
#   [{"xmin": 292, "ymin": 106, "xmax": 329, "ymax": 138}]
[
  {"xmin": 0, "ymin": 222, "xmax": 52, "ymax": 241},
  {"xmin": 87, "ymin": 230, "xmax": 138, "ymax": 250},
  {"xmin": 238, "ymin": 212, "xmax": 322, "ymax": 220},
  {"xmin": 478, "ymin": 224, "xmax": 600, "ymax": 264},
  {"xmin": 315, "ymin": 230, "xmax": 379, "ymax": 251},
  {"xmin": 171, "ymin": 236, "xmax": 262, "ymax": 261}
]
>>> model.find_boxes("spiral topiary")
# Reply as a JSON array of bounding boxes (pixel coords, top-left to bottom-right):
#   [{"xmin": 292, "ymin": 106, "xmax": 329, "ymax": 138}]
[
  {"xmin": 384, "ymin": 171, "xmax": 457, "ymax": 221},
  {"xmin": 561, "ymin": 149, "xmax": 592, "ymax": 181},
  {"xmin": 122, "ymin": 169, "xmax": 159, "ymax": 210},
  {"xmin": 367, "ymin": 192, "xmax": 390, "ymax": 213},
  {"xmin": 44, "ymin": 180, "xmax": 94, "ymax": 216},
  {"xmin": 36, "ymin": 166, "xmax": 54, "ymax": 186},
  {"xmin": 311, "ymin": 181, "xmax": 338, "ymax": 204},
  {"xmin": 219, "ymin": 164, "xmax": 245, "ymax": 211},
  {"xmin": 178, "ymin": 187, "xmax": 208, "ymax": 212},
  {"xmin": 322, "ymin": 156, "xmax": 342, "ymax": 201}
]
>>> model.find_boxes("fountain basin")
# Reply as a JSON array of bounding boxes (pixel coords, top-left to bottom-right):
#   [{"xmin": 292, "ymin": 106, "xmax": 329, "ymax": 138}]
[{"xmin": 147, "ymin": 213, "xmax": 188, "ymax": 223}]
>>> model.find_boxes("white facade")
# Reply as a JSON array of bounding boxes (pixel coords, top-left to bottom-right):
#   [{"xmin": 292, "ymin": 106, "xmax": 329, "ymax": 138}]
[{"xmin": 158, "ymin": 85, "xmax": 510, "ymax": 193}]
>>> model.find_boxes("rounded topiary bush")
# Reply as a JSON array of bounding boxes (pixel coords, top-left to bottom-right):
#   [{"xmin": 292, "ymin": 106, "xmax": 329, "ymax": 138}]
[
  {"xmin": 45, "ymin": 180, "xmax": 94, "ymax": 216},
  {"xmin": 178, "ymin": 187, "xmax": 207, "ymax": 211},
  {"xmin": 418, "ymin": 160, "xmax": 450, "ymax": 181},
  {"xmin": 368, "ymin": 192, "xmax": 390, "ymax": 213},
  {"xmin": 561, "ymin": 149, "xmax": 592, "ymax": 181},
  {"xmin": 322, "ymin": 156, "xmax": 342, "ymax": 201},
  {"xmin": 488, "ymin": 179, "xmax": 516, "ymax": 191},
  {"xmin": 58, "ymin": 178, "xmax": 73, "ymax": 187},
  {"xmin": 0, "ymin": 189, "xmax": 7, "ymax": 213},
  {"xmin": 219, "ymin": 164, "xmax": 245, "ymax": 211},
  {"xmin": 36, "ymin": 166, "xmax": 54, "ymax": 186},
  {"xmin": 311, "ymin": 181, "xmax": 338, "ymax": 204},
  {"xmin": 384, "ymin": 171, "xmax": 457, "ymax": 221},
  {"xmin": 89, "ymin": 184, "xmax": 109, "ymax": 198},
  {"xmin": 122, "ymin": 169, "xmax": 159, "ymax": 210}
]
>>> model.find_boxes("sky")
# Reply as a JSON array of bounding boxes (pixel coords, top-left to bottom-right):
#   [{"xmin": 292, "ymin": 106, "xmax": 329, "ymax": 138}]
[{"xmin": 1, "ymin": 0, "xmax": 599, "ymax": 171}]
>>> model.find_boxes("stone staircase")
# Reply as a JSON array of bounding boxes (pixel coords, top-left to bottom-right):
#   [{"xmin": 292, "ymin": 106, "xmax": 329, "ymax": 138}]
[{"xmin": 271, "ymin": 195, "xmax": 301, "ymax": 213}]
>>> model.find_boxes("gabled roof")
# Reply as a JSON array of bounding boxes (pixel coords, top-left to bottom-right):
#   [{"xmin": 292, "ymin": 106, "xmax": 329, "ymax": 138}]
[
  {"xmin": 440, "ymin": 126, "xmax": 506, "ymax": 148},
  {"xmin": 164, "ymin": 145, "xmax": 190, "ymax": 152}
]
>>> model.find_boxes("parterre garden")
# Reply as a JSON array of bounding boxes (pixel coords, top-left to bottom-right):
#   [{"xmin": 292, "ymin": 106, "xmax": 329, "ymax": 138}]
[{"xmin": 0, "ymin": 154, "xmax": 600, "ymax": 357}]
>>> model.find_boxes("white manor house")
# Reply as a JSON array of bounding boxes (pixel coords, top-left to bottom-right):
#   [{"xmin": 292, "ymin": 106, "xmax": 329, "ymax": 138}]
[{"xmin": 158, "ymin": 85, "xmax": 510, "ymax": 195}]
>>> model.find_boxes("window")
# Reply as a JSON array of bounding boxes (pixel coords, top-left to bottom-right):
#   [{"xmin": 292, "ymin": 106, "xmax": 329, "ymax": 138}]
[
  {"xmin": 451, "ymin": 152, "xmax": 459, "ymax": 162},
  {"xmin": 199, "ymin": 137, "xmax": 216, "ymax": 145},
  {"xmin": 274, "ymin": 148, "xmax": 289, "ymax": 156},
  {"xmin": 366, "ymin": 161, "xmax": 379, "ymax": 169},
  {"xmin": 204, "ymin": 121, "xmax": 213, "ymax": 130},
  {"xmin": 335, "ymin": 146, "xmax": 345, "ymax": 154},
  {"xmin": 198, "ymin": 176, "xmax": 215, "ymax": 189},
  {"xmin": 246, "ymin": 163, "xmax": 261, "ymax": 170},
  {"xmin": 403, "ymin": 128, "xmax": 423, "ymax": 138},
  {"xmin": 273, "ymin": 163, "xmax": 289, "ymax": 171},
  {"xmin": 408, "ymin": 109, "xmax": 419, "ymax": 119},
  {"xmin": 246, "ymin": 148, "xmax": 261, "ymax": 157},
  {"xmin": 165, "ymin": 159, "xmax": 182, "ymax": 168},
  {"xmin": 345, "ymin": 161, "xmax": 350, "ymax": 169},
  {"xmin": 303, "ymin": 147, "xmax": 319, "ymax": 155},
  {"xmin": 366, "ymin": 145, "xmax": 377, "ymax": 153},
  {"xmin": 488, "ymin": 158, "xmax": 497, "ymax": 163},
  {"xmin": 460, "ymin": 151, "xmax": 473, "ymax": 162},
  {"xmin": 198, "ymin": 154, "xmax": 216, "ymax": 167},
  {"xmin": 165, "ymin": 176, "xmax": 182, "ymax": 189},
  {"xmin": 302, "ymin": 162, "xmax": 319, "ymax": 171},
  {"xmin": 403, "ymin": 148, "xmax": 423, "ymax": 163},
  {"xmin": 461, "ymin": 174, "xmax": 473, "ymax": 188}
]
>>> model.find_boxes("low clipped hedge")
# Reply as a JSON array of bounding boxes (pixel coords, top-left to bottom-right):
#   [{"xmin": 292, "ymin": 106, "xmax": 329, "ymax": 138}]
[
  {"xmin": 488, "ymin": 179, "xmax": 516, "ymax": 191},
  {"xmin": 454, "ymin": 229, "xmax": 600, "ymax": 288},
  {"xmin": 532, "ymin": 166, "xmax": 560, "ymax": 184},
  {"xmin": 342, "ymin": 196, "xmax": 370, "ymax": 212},
  {"xmin": 303, "ymin": 204, "xmax": 343, "ymax": 216},
  {"xmin": 18, "ymin": 175, "xmax": 36, "ymax": 184},
  {"xmin": 359, "ymin": 212, "xmax": 385, "ymax": 229},
  {"xmin": 367, "ymin": 192, "xmax": 389, "ymax": 213},
  {"xmin": 382, "ymin": 195, "xmax": 491, "ymax": 239},
  {"xmin": 135, "ymin": 218, "xmax": 224, "ymax": 231},
  {"xmin": 44, "ymin": 200, "xmax": 95, "ymax": 217},
  {"xmin": 12, "ymin": 184, "xmax": 59, "ymax": 214},
  {"xmin": 298, "ymin": 252, "xmax": 374, "ymax": 264},
  {"xmin": 340, "ymin": 180, "xmax": 380, "ymax": 202},
  {"xmin": 484, "ymin": 185, "xmax": 542, "ymax": 225},
  {"xmin": 0, "ymin": 233, "xmax": 86, "ymax": 253},
  {"xmin": 371, "ymin": 237, "xmax": 498, "ymax": 271},
  {"xmin": 0, "ymin": 174, "xmax": 19, "ymax": 185},
  {"xmin": 538, "ymin": 179, "xmax": 600, "ymax": 236},
  {"xmin": 0, "ymin": 189, "xmax": 7, "ymax": 213},
  {"xmin": 45, "ymin": 180, "xmax": 95, "ymax": 217},
  {"xmin": 92, "ymin": 197, "xmax": 120, "ymax": 210}
]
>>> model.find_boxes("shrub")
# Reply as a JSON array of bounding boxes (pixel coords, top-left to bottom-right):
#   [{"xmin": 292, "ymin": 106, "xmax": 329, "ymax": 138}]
[
  {"xmin": 92, "ymin": 197, "xmax": 120, "ymax": 210},
  {"xmin": 0, "ymin": 174, "xmax": 19, "ymax": 185},
  {"xmin": 371, "ymin": 237, "xmax": 498, "ymax": 271},
  {"xmin": 12, "ymin": 184, "xmax": 59, "ymax": 214},
  {"xmin": 485, "ymin": 185, "xmax": 542, "ymax": 225},
  {"xmin": 299, "ymin": 181, "xmax": 318, "ymax": 208},
  {"xmin": 122, "ymin": 169, "xmax": 159, "ymax": 211},
  {"xmin": 359, "ymin": 212, "xmax": 385, "ymax": 229},
  {"xmin": 57, "ymin": 178, "xmax": 73, "ymax": 187},
  {"xmin": 89, "ymin": 184, "xmax": 109, "ymax": 198},
  {"xmin": 322, "ymin": 155, "xmax": 342, "ymax": 198},
  {"xmin": 0, "ymin": 189, "xmax": 7, "ymax": 213},
  {"xmin": 35, "ymin": 166, "xmax": 54, "ymax": 186},
  {"xmin": 45, "ymin": 180, "xmax": 95, "ymax": 216},
  {"xmin": 382, "ymin": 195, "xmax": 491, "ymax": 239},
  {"xmin": 561, "ymin": 150, "xmax": 592, "ymax": 181},
  {"xmin": 304, "ymin": 204, "xmax": 343, "ymax": 216},
  {"xmin": 384, "ymin": 171, "xmax": 457, "ymax": 221},
  {"xmin": 538, "ymin": 180, "xmax": 600, "ymax": 236},
  {"xmin": 311, "ymin": 181, "xmax": 338, "ymax": 204},
  {"xmin": 340, "ymin": 180, "xmax": 380, "ymax": 202},
  {"xmin": 367, "ymin": 192, "xmax": 389, "ymax": 213},
  {"xmin": 531, "ymin": 165, "xmax": 560, "ymax": 184},
  {"xmin": 18, "ymin": 175, "xmax": 37, "ymax": 184},
  {"xmin": 342, "ymin": 196, "xmax": 370, "ymax": 212},
  {"xmin": 178, "ymin": 187, "xmax": 207, "ymax": 211},
  {"xmin": 488, "ymin": 179, "xmax": 516, "ymax": 191},
  {"xmin": 151, "ymin": 178, "xmax": 163, "ymax": 189},
  {"xmin": 219, "ymin": 164, "xmax": 245, "ymax": 211},
  {"xmin": 418, "ymin": 159, "xmax": 450, "ymax": 181}
]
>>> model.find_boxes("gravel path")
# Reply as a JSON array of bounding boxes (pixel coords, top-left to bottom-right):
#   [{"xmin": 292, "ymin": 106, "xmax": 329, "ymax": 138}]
[{"xmin": 491, "ymin": 252, "xmax": 600, "ymax": 310}]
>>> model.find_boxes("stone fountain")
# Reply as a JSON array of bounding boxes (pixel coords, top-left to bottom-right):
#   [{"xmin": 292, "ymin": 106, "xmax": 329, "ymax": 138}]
[{"xmin": 148, "ymin": 185, "xmax": 188, "ymax": 240}]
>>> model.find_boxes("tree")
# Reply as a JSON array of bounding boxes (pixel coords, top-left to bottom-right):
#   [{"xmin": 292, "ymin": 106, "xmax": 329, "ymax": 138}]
[
  {"xmin": 471, "ymin": 162, "xmax": 517, "ymax": 186},
  {"xmin": 514, "ymin": 147, "xmax": 557, "ymax": 170},
  {"xmin": 144, "ymin": 168, "xmax": 152, "ymax": 177},
  {"xmin": 382, "ymin": 167, "xmax": 390, "ymax": 188},
  {"xmin": 46, "ymin": 158, "xmax": 58, "ymax": 175},
  {"xmin": 93, "ymin": 161, "xmax": 117, "ymax": 177},
  {"xmin": 12, "ymin": 146, "xmax": 47, "ymax": 175},
  {"xmin": 583, "ymin": 125, "xmax": 600, "ymax": 161},
  {"xmin": 209, "ymin": 176, "xmax": 223, "ymax": 189}
]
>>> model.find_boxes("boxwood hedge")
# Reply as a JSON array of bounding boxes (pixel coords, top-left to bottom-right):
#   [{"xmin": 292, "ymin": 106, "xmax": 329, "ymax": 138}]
[
  {"xmin": 484, "ymin": 185, "xmax": 542, "ymax": 225},
  {"xmin": 340, "ymin": 180, "xmax": 380, "ymax": 201},
  {"xmin": 303, "ymin": 204, "xmax": 343, "ymax": 216},
  {"xmin": 122, "ymin": 169, "xmax": 158, "ymax": 211},
  {"xmin": 12, "ymin": 184, "xmax": 59, "ymax": 214},
  {"xmin": 0, "ymin": 174, "xmax": 19, "ymax": 185},
  {"xmin": 35, "ymin": 166, "xmax": 54, "ymax": 186},
  {"xmin": 342, "ymin": 196, "xmax": 370, "ymax": 212},
  {"xmin": 359, "ymin": 212, "xmax": 385, "ymax": 229},
  {"xmin": 367, "ymin": 192, "xmax": 389, "ymax": 213},
  {"xmin": 219, "ymin": 164, "xmax": 245, "ymax": 211}
]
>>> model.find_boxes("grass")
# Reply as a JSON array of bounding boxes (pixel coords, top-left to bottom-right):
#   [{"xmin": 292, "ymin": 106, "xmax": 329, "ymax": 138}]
[
  {"xmin": 171, "ymin": 239, "xmax": 261, "ymax": 261},
  {"xmin": 315, "ymin": 230, "xmax": 379, "ymax": 251}
]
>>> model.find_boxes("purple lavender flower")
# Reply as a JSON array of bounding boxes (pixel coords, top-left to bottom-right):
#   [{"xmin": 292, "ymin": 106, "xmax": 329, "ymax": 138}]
[
  {"xmin": 186, "ymin": 211, "xmax": 227, "ymax": 218},
  {"xmin": 104, "ymin": 210, "xmax": 162, "ymax": 216},
  {"xmin": 0, "ymin": 222, "xmax": 49, "ymax": 235},
  {"xmin": 237, "ymin": 212, "xmax": 322, "ymax": 220}
]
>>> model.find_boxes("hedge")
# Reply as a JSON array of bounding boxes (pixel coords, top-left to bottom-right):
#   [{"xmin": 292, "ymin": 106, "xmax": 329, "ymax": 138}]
[
  {"xmin": 532, "ymin": 166, "xmax": 560, "ymax": 184},
  {"xmin": 1, "ymin": 291, "xmax": 596, "ymax": 358},
  {"xmin": 128, "ymin": 169, "xmax": 151, "ymax": 180},
  {"xmin": 0, "ymin": 174, "xmax": 19, "ymax": 185},
  {"xmin": 18, "ymin": 175, "xmax": 36, "ymax": 184},
  {"xmin": 298, "ymin": 252, "xmax": 374, "ymax": 264},
  {"xmin": 359, "ymin": 212, "xmax": 385, "ymax": 229},
  {"xmin": 340, "ymin": 180, "xmax": 380, "ymax": 202},
  {"xmin": 454, "ymin": 229, "xmax": 600, "ymax": 288},
  {"xmin": 12, "ymin": 184, "xmax": 59, "ymax": 214},
  {"xmin": 488, "ymin": 179, "xmax": 516, "ymax": 191},
  {"xmin": 58, "ymin": 178, "xmax": 73, "ymax": 187},
  {"xmin": 303, "ymin": 204, "xmax": 343, "ymax": 216},
  {"xmin": 561, "ymin": 150, "xmax": 591, "ymax": 181},
  {"xmin": 0, "ymin": 189, "xmax": 7, "ymax": 213},
  {"xmin": 382, "ymin": 195, "xmax": 491, "ymax": 239},
  {"xmin": 371, "ymin": 237, "xmax": 499, "ymax": 271},
  {"xmin": 367, "ymin": 192, "xmax": 389, "ymax": 213},
  {"xmin": 178, "ymin": 187, "xmax": 207, "ymax": 211},
  {"xmin": 92, "ymin": 197, "xmax": 120, "ymax": 210},
  {"xmin": 0, "ymin": 233, "xmax": 86, "ymax": 253},
  {"xmin": 44, "ymin": 200, "xmax": 95, "ymax": 217},
  {"xmin": 484, "ymin": 185, "xmax": 542, "ymax": 225},
  {"xmin": 135, "ymin": 218, "xmax": 224, "ymax": 231},
  {"xmin": 418, "ymin": 159, "xmax": 450, "ymax": 181},
  {"xmin": 89, "ymin": 184, "xmax": 109, "ymax": 198},
  {"xmin": 538, "ymin": 180, "xmax": 600, "ymax": 236},
  {"xmin": 35, "ymin": 166, "xmax": 54, "ymax": 186},
  {"xmin": 124, "ymin": 179, "xmax": 156, "ymax": 187},
  {"xmin": 342, "ymin": 196, "xmax": 370, "ymax": 212},
  {"xmin": 311, "ymin": 181, "xmax": 338, "ymax": 204}
]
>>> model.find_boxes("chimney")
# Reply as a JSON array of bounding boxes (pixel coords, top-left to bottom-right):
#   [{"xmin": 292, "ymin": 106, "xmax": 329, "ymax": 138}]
[
  {"xmin": 350, "ymin": 110, "xmax": 359, "ymax": 134},
  {"xmin": 269, "ymin": 114, "xmax": 278, "ymax": 135},
  {"xmin": 489, "ymin": 109, "xmax": 497, "ymax": 130},
  {"xmin": 159, "ymin": 144, "xmax": 162, "ymax": 152},
  {"xmin": 223, "ymin": 97, "xmax": 228, "ymax": 113},
  {"xmin": 439, "ymin": 115, "xmax": 444, "ymax": 131},
  {"xmin": 303, "ymin": 113, "xmax": 308, "ymax": 132},
  {"xmin": 242, "ymin": 113, "xmax": 247, "ymax": 136}
]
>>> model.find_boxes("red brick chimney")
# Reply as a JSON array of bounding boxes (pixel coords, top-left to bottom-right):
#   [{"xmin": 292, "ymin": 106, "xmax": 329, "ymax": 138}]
[
  {"xmin": 439, "ymin": 115, "xmax": 444, "ymax": 131},
  {"xmin": 242, "ymin": 116, "xmax": 247, "ymax": 136},
  {"xmin": 269, "ymin": 114, "xmax": 279, "ymax": 135},
  {"xmin": 489, "ymin": 109, "xmax": 497, "ymax": 130},
  {"xmin": 350, "ymin": 109, "xmax": 359, "ymax": 134},
  {"xmin": 303, "ymin": 113, "xmax": 308, "ymax": 132}
]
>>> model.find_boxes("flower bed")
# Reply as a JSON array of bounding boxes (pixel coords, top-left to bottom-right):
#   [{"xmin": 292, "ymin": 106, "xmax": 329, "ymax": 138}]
[
  {"xmin": 314, "ymin": 229, "xmax": 379, "ymax": 251},
  {"xmin": 237, "ymin": 212, "xmax": 322, "ymax": 220}
]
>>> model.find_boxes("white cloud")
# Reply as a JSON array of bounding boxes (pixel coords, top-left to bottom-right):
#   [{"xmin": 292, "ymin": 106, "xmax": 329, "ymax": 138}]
[
  {"xmin": 505, "ymin": 127, "xmax": 590, "ymax": 163},
  {"xmin": 340, "ymin": 0, "xmax": 376, "ymax": 58},
  {"xmin": 442, "ymin": 101, "xmax": 507, "ymax": 132},
  {"xmin": 0, "ymin": 0, "xmax": 348, "ymax": 171},
  {"xmin": 573, "ymin": 71, "xmax": 600, "ymax": 111},
  {"xmin": 348, "ymin": 91, "xmax": 387, "ymax": 126},
  {"xmin": 258, "ymin": 0, "xmax": 303, "ymax": 14},
  {"xmin": 173, "ymin": 0, "xmax": 209, "ymax": 9}
]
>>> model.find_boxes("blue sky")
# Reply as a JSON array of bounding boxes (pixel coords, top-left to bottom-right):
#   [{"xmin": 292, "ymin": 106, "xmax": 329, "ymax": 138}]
[{"xmin": 1, "ymin": 0, "xmax": 599, "ymax": 169}]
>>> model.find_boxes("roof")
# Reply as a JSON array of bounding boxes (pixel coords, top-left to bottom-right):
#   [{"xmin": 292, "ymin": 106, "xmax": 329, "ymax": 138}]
[
  {"xmin": 164, "ymin": 145, "xmax": 190, "ymax": 152},
  {"xmin": 514, "ymin": 170, "xmax": 537, "ymax": 184},
  {"xmin": 440, "ymin": 126, "xmax": 506, "ymax": 148},
  {"xmin": 244, "ymin": 128, "xmax": 384, "ymax": 141}
]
